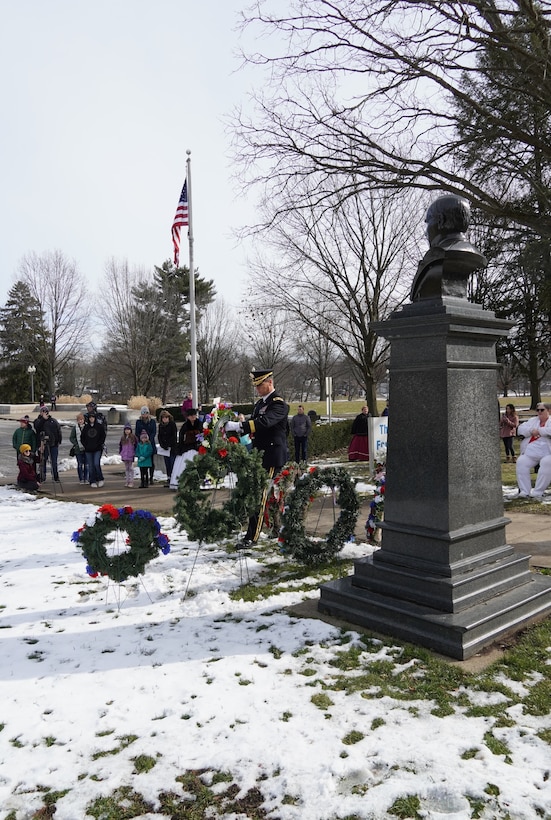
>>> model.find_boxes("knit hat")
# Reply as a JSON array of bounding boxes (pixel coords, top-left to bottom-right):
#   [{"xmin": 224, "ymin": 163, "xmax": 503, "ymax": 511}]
[
  {"xmin": 18, "ymin": 416, "xmax": 30, "ymax": 424},
  {"xmin": 19, "ymin": 444, "xmax": 32, "ymax": 453},
  {"xmin": 124, "ymin": 423, "xmax": 132, "ymax": 431},
  {"xmin": 140, "ymin": 406, "xmax": 150, "ymax": 415},
  {"xmin": 140, "ymin": 430, "xmax": 149, "ymax": 439}
]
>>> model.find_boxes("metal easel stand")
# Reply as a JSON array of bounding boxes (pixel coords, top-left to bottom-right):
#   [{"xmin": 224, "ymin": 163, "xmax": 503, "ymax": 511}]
[
  {"xmin": 180, "ymin": 471, "xmax": 251, "ymax": 605},
  {"xmin": 102, "ymin": 528, "xmax": 154, "ymax": 612},
  {"xmin": 38, "ymin": 440, "xmax": 64, "ymax": 497}
]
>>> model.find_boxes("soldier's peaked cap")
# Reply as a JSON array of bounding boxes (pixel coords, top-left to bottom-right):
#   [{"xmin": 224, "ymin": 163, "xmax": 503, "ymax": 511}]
[{"xmin": 250, "ymin": 369, "xmax": 273, "ymax": 386}]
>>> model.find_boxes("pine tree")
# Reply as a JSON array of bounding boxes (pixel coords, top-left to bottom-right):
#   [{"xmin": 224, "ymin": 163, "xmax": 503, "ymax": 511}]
[
  {"xmin": 0, "ymin": 281, "xmax": 50, "ymax": 402},
  {"xmin": 152, "ymin": 261, "xmax": 216, "ymax": 402}
]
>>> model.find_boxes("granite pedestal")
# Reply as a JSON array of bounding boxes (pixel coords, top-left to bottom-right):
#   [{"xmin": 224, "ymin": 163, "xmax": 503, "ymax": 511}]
[{"xmin": 319, "ymin": 297, "xmax": 551, "ymax": 659}]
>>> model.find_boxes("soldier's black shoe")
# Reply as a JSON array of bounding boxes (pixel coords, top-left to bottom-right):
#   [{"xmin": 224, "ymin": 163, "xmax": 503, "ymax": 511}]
[{"xmin": 235, "ymin": 539, "xmax": 254, "ymax": 550}]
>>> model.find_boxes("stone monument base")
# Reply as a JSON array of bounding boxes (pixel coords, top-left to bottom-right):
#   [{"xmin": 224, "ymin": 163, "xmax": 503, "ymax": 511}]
[{"xmin": 319, "ymin": 567, "xmax": 551, "ymax": 660}]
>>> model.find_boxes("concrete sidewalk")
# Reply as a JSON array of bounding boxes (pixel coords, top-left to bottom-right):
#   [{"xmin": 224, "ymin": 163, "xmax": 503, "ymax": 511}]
[{"xmin": 2, "ymin": 462, "xmax": 550, "ymax": 569}]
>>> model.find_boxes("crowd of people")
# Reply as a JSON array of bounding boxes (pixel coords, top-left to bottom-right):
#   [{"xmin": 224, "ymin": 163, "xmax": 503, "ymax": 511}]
[{"xmin": 10, "ymin": 392, "xmax": 551, "ymax": 504}]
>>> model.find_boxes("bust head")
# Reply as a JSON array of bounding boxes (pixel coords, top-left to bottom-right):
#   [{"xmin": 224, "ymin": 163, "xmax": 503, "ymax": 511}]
[{"xmin": 425, "ymin": 195, "xmax": 470, "ymax": 247}]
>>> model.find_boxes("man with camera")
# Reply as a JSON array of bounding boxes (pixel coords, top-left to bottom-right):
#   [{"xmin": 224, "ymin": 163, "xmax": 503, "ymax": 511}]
[{"xmin": 33, "ymin": 407, "xmax": 63, "ymax": 482}]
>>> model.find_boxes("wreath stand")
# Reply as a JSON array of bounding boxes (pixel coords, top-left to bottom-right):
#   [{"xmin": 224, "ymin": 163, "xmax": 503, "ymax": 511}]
[
  {"xmin": 100, "ymin": 528, "xmax": 155, "ymax": 612},
  {"xmin": 180, "ymin": 469, "xmax": 252, "ymax": 605},
  {"xmin": 278, "ymin": 466, "xmax": 360, "ymax": 565},
  {"xmin": 174, "ymin": 436, "xmax": 268, "ymax": 600}
]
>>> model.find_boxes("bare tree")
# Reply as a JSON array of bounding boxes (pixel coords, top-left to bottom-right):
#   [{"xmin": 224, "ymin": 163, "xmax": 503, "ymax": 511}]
[
  {"xmin": 99, "ymin": 259, "xmax": 166, "ymax": 396},
  {"xmin": 18, "ymin": 250, "xmax": 89, "ymax": 393},
  {"xmin": 235, "ymin": 0, "xmax": 551, "ymax": 237},
  {"xmin": 245, "ymin": 184, "xmax": 421, "ymax": 409},
  {"xmin": 196, "ymin": 299, "xmax": 240, "ymax": 403}
]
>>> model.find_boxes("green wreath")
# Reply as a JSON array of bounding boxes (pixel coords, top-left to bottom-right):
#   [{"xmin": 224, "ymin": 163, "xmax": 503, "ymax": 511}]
[
  {"xmin": 72, "ymin": 504, "xmax": 170, "ymax": 582},
  {"xmin": 173, "ymin": 441, "xmax": 268, "ymax": 543},
  {"xmin": 279, "ymin": 466, "xmax": 359, "ymax": 565}
]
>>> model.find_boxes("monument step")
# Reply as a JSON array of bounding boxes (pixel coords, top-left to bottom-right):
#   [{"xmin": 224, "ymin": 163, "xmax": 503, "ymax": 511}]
[
  {"xmin": 318, "ymin": 574, "xmax": 551, "ymax": 660},
  {"xmin": 352, "ymin": 551, "xmax": 532, "ymax": 613}
]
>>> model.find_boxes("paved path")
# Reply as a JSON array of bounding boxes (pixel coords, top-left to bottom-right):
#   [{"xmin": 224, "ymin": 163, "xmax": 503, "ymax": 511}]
[{"xmin": 2, "ymin": 462, "xmax": 550, "ymax": 568}]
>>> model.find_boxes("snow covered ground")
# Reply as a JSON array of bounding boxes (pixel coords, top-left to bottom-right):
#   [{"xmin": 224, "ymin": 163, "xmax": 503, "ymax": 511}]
[{"xmin": 0, "ymin": 486, "xmax": 550, "ymax": 819}]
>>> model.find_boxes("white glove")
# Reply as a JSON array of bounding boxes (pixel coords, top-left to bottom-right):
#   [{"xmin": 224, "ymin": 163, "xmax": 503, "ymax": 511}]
[{"xmin": 225, "ymin": 420, "xmax": 242, "ymax": 433}]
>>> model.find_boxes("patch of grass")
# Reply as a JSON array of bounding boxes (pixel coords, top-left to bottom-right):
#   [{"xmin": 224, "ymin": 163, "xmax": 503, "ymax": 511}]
[
  {"xmin": 269, "ymin": 645, "xmax": 283, "ymax": 659},
  {"xmin": 484, "ymin": 783, "xmax": 501, "ymax": 797},
  {"xmin": 159, "ymin": 769, "xmax": 268, "ymax": 818},
  {"xmin": 466, "ymin": 795, "xmax": 487, "ymax": 818},
  {"xmin": 86, "ymin": 785, "xmax": 154, "ymax": 818},
  {"xmin": 280, "ymin": 711, "xmax": 293, "ymax": 721},
  {"xmin": 342, "ymin": 729, "xmax": 364, "ymax": 745},
  {"xmin": 229, "ymin": 556, "xmax": 354, "ymax": 602},
  {"xmin": 132, "ymin": 754, "xmax": 157, "ymax": 774},
  {"xmin": 311, "ymin": 693, "xmax": 334, "ymax": 711},
  {"xmin": 91, "ymin": 733, "xmax": 138, "ymax": 761},
  {"xmin": 484, "ymin": 731, "xmax": 512, "ymax": 761},
  {"xmin": 371, "ymin": 716, "xmax": 385, "ymax": 730},
  {"xmin": 461, "ymin": 747, "xmax": 479, "ymax": 759},
  {"xmin": 388, "ymin": 794, "xmax": 422, "ymax": 818}
]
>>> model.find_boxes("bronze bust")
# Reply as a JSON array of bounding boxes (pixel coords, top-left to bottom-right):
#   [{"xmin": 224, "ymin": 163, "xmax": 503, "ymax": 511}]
[{"xmin": 410, "ymin": 195, "xmax": 487, "ymax": 301}]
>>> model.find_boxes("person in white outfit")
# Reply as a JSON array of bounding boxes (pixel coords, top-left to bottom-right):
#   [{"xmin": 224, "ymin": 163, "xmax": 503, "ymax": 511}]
[{"xmin": 515, "ymin": 402, "xmax": 551, "ymax": 499}]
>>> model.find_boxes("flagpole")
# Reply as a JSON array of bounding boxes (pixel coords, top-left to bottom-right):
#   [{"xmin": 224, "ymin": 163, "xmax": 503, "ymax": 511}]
[{"xmin": 186, "ymin": 150, "xmax": 199, "ymax": 409}]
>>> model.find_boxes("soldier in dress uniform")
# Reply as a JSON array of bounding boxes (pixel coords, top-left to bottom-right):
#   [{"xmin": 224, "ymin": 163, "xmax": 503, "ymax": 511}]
[{"xmin": 225, "ymin": 369, "xmax": 289, "ymax": 547}]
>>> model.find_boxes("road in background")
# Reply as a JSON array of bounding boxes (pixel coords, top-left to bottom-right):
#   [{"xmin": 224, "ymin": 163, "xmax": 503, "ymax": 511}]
[{"xmin": 0, "ymin": 418, "xmax": 126, "ymax": 481}]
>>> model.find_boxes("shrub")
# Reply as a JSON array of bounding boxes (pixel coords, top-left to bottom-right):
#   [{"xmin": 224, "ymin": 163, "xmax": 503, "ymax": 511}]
[{"xmin": 128, "ymin": 395, "xmax": 163, "ymax": 414}]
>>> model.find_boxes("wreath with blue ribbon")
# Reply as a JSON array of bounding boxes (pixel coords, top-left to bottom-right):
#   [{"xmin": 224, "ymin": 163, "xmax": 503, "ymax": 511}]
[
  {"xmin": 278, "ymin": 466, "xmax": 359, "ymax": 565},
  {"xmin": 72, "ymin": 504, "xmax": 170, "ymax": 582}
]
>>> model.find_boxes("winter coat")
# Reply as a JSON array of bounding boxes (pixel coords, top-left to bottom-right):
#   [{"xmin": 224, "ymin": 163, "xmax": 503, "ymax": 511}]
[
  {"xmin": 290, "ymin": 412, "xmax": 312, "ymax": 438},
  {"xmin": 351, "ymin": 413, "xmax": 370, "ymax": 436},
  {"xmin": 80, "ymin": 421, "xmax": 106, "ymax": 453},
  {"xmin": 178, "ymin": 419, "xmax": 202, "ymax": 454},
  {"xmin": 69, "ymin": 423, "xmax": 87, "ymax": 454},
  {"xmin": 499, "ymin": 412, "xmax": 519, "ymax": 439},
  {"xmin": 17, "ymin": 453, "xmax": 39, "ymax": 484},
  {"xmin": 136, "ymin": 440, "xmax": 153, "ymax": 467},
  {"xmin": 33, "ymin": 415, "xmax": 63, "ymax": 446},
  {"xmin": 12, "ymin": 425, "xmax": 37, "ymax": 454},
  {"xmin": 135, "ymin": 417, "xmax": 157, "ymax": 454},
  {"xmin": 158, "ymin": 420, "xmax": 178, "ymax": 455},
  {"xmin": 119, "ymin": 434, "xmax": 137, "ymax": 462}
]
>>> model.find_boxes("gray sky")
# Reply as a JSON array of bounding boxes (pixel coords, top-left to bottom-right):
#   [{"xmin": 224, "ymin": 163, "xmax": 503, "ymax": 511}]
[{"xmin": 0, "ymin": 0, "xmax": 256, "ymax": 306}]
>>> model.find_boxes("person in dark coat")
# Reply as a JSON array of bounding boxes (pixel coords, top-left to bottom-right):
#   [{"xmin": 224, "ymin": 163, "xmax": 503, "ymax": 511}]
[
  {"xmin": 158, "ymin": 409, "xmax": 178, "ymax": 484},
  {"xmin": 80, "ymin": 411, "xmax": 107, "ymax": 487},
  {"xmin": 178, "ymin": 408, "xmax": 202, "ymax": 455},
  {"xmin": 84, "ymin": 401, "xmax": 108, "ymax": 431},
  {"xmin": 348, "ymin": 405, "xmax": 370, "ymax": 462},
  {"xmin": 135, "ymin": 406, "xmax": 157, "ymax": 485},
  {"xmin": 33, "ymin": 407, "xmax": 63, "ymax": 481},
  {"xmin": 290, "ymin": 405, "xmax": 312, "ymax": 462},
  {"xmin": 225, "ymin": 369, "xmax": 290, "ymax": 547}
]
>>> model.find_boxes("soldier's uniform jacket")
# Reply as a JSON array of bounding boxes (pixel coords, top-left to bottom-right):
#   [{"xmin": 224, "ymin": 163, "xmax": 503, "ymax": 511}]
[{"xmin": 241, "ymin": 391, "xmax": 289, "ymax": 469}]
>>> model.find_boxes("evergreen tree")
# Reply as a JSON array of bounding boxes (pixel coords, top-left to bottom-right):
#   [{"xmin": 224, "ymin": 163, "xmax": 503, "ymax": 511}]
[
  {"xmin": 152, "ymin": 261, "xmax": 216, "ymax": 401},
  {"xmin": 0, "ymin": 281, "xmax": 50, "ymax": 401}
]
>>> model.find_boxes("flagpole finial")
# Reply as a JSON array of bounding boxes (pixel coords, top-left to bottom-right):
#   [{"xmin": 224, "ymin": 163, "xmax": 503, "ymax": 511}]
[{"xmin": 186, "ymin": 149, "xmax": 191, "ymax": 156}]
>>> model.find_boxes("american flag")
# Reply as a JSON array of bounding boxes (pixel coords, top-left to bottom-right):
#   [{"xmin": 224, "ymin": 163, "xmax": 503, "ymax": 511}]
[{"xmin": 171, "ymin": 180, "xmax": 189, "ymax": 267}]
